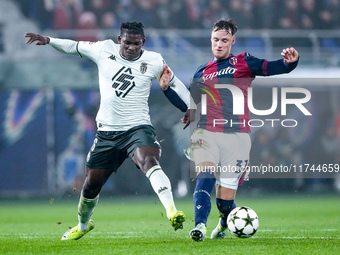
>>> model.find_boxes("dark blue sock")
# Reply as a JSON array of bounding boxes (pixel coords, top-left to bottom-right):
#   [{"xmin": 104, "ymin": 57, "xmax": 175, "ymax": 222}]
[
  {"xmin": 193, "ymin": 170, "xmax": 216, "ymax": 226},
  {"xmin": 216, "ymin": 198, "xmax": 236, "ymax": 228}
]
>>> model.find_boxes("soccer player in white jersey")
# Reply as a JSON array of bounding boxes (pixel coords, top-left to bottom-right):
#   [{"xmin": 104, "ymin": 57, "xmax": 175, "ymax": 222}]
[{"xmin": 25, "ymin": 21, "xmax": 194, "ymax": 240}]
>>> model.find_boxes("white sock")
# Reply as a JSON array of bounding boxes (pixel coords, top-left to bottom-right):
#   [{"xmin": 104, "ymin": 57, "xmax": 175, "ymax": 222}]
[
  {"xmin": 146, "ymin": 165, "xmax": 177, "ymax": 216},
  {"xmin": 77, "ymin": 192, "xmax": 99, "ymax": 232}
]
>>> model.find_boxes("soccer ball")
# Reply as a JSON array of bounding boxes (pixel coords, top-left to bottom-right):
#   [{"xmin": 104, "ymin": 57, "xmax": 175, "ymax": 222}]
[{"xmin": 227, "ymin": 206, "xmax": 259, "ymax": 238}]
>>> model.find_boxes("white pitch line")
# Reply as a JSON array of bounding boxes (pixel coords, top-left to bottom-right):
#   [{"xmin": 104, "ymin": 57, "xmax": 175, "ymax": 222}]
[
  {"xmin": 252, "ymin": 236, "xmax": 340, "ymax": 239},
  {"xmin": 259, "ymin": 229, "xmax": 338, "ymax": 232}
]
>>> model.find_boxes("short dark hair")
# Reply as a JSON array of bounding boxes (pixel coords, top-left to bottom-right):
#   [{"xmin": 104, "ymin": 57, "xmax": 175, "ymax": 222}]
[
  {"xmin": 212, "ymin": 19, "xmax": 238, "ymax": 36},
  {"xmin": 120, "ymin": 21, "xmax": 145, "ymax": 38}
]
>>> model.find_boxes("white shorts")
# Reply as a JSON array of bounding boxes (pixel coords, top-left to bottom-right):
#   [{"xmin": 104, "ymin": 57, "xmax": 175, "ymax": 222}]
[{"xmin": 190, "ymin": 128, "xmax": 251, "ymax": 190}]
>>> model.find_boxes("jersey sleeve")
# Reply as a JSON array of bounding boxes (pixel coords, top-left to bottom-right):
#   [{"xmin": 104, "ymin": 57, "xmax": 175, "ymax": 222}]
[
  {"xmin": 162, "ymin": 87, "xmax": 188, "ymax": 112},
  {"xmin": 49, "ymin": 37, "xmax": 79, "ymax": 55},
  {"xmin": 49, "ymin": 38, "xmax": 107, "ymax": 63},
  {"xmin": 154, "ymin": 53, "xmax": 168, "ymax": 80},
  {"xmin": 245, "ymin": 52, "xmax": 299, "ymax": 76},
  {"xmin": 77, "ymin": 40, "xmax": 108, "ymax": 63},
  {"xmin": 189, "ymin": 65, "xmax": 206, "ymax": 104}
]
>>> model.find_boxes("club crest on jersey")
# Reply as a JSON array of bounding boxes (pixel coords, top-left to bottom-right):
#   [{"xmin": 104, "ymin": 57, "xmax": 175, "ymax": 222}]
[
  {"xmin": 229, "ymin": 57, "xmax": 237, "ymax": 65},
  {"xmin": 140, "ymin": 62, "xmax": 147, "ymax": 74}
]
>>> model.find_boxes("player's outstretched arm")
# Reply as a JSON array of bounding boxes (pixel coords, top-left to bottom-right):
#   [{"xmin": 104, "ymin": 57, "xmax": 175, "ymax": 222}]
[
  {"xmin": 281, "ymin": 47, "xmax": 299, "ymax": 63},
  {"xmin": 25, "ymin": 33, "xmax": 79, "ymax": 55},
  {"xmin": 25, "ymin": 32, "xmax": 50, "ymax": 45}
]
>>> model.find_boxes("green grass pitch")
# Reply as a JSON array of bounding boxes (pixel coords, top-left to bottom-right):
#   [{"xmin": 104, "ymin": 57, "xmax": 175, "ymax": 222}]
[{"xmin": 1, "ymin": 195, "xmax": 339, "ymax": 254}]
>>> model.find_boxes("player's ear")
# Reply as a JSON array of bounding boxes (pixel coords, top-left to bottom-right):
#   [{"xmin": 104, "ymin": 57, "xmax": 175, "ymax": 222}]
[
  {"xmin": 232, "ymin": 36, "xmax": 236, "ymax": 45},
  {"xmin": 118, "ymin": 35, "xmax": 122, "ymax": 44},
  {"xmin": 142, "ymin": 37, "xmax": 146, "ymax": 46}
]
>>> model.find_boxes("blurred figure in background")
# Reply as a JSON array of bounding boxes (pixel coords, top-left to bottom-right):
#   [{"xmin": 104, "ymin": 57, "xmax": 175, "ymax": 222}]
[
  {"xmin": 155, "ymin": 0, "xmax": 172, "ymax": 29},
  {"xmin": 185, "ymin": 0, "xmax": 204, "ymax": 29},
  {"xmin": 252, "ymin": 0, "xmax": 276, "ymax": 29},
  {"xmin": 300, "ymin": 0, "xmax": 320, "ymax": 29},
  {"xmin": 319, "ymin": 0, "xmax": 340, "ymax": 29},
  {"xmin": 100, "ymin": 12, "xmax": 119, "ymax": 29},
  {"xmin": 84, "ymin": 0, "xmax": 109, "ymax": 18},
  {"xmin": 133, "ymin": 0, "xmax": 157, "ymax": 28},
  {"xmin": 316, "ymin": 121, "xmax": 340, "ymax": 191},
  {"xmin": 171, "ymin": 0, "xmax": 189, "ymax": 29},
  {"xmin": 76, "ymin": 11, "xmax": 98, "ymax": 41},
  {"xmin": 228, "ymin": 0, "xmax": 253, "ymax": 29},
  {"xmin": 202, "ymin": 0, "xmax": 228, "ymax": 29},
  {"xmin": 53, "ymin": 0, "xmax": 83, "ymax": 30},
  {"xmin": 277, "ymin": 0, "xmax": 300, "ymax": 29},
  {"xmin": 114, "ymin": 0, "xmax": 134, "ymax": 23}
]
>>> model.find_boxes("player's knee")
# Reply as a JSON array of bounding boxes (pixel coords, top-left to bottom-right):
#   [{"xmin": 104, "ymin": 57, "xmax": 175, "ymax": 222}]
[{"xmin": 139, "ymin": 156, "xmax": 159, "ymax": 173}]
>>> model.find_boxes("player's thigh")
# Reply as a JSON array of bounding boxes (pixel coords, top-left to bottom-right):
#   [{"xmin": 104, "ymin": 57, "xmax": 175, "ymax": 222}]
[
  {"xmin": 191, "ymin": 128, "xmax": 219, "ymax": 168},
  {"xmin": 86, "ymin": 131, "xmax": 127, "ymax": 172},
  {"xmin": 215, "ymin": 133, "xmax": 251, "ymax": 190},
  {"xmin": 128, "ymin": 125, "xmax": 161, "ymax": 172},
  {"xmin": 195, "ymin": 161, "xmax": 217, "ymax": 177},
  {"xmin": 132, "ymin": 146, "xmax": 161, "ymax": 173}
]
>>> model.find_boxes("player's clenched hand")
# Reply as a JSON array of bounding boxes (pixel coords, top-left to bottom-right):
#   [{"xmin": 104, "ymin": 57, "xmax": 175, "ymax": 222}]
[
  {"xmin": 281, "ymin": 47, "xmax": 299, "ymax": 63},
  {"xmin": 159, "ymin": 64, "xmax": 171, "ymax": 91},
  {"xmin": 24, "ymin": 32, "xmax": 50, "ymax": 45},
  {"xmin": 181, "ymin": 109, "xmax": 196, "ymax": 130}
]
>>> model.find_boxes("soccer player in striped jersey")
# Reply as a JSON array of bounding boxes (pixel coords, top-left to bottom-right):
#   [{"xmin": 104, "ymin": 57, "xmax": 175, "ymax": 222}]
[
  {"xmin": 181, "ymin": 19, "xmax": 299, "ymax": 241},
  {"xmin": 25, "ymin": 21, "xmax": 195, "ymax": 240}
]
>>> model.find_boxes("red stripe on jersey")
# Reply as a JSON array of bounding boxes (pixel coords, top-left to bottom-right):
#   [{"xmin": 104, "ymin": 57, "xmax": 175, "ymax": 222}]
[
  {"xmin": 262, "ymin": 60, "xmax": 269, "ymax": 76},
  {"xmin": 204, "ymin": 83, "xmax": 222, "ymax": 105},
  {"xmin": 204, "ymin": 59, "xmax": 224, "ymax": 132},
  {"xmin": 233, "ymin": 53, "xmax": 255, "ymax": 133}
]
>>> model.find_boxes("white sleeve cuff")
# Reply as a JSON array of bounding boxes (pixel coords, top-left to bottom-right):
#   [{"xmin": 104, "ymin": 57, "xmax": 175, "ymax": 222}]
[{"xmin": 49, "ymin": 37, "xmax": 79, "ymax": 56}]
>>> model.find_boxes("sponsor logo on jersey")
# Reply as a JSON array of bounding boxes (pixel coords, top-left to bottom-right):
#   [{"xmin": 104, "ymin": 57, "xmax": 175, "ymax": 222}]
[
  {"xmin": 108, "ymin": 54, "xmax": 116, "ymax": 61},
  {"xmin": 203, "ymin": 67, "xmax": 237, "ymax": 81},
  {"xmin": 111, "ymin": 66, "xmax": 136, "ymax": 98},
  {"xmin": 140, "ymin": 62, "xmax": 147, "ymax": 74}
]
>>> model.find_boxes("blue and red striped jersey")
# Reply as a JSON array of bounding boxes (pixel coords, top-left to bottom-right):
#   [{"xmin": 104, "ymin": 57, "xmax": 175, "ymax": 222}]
[{"xmin": 190, "ymin": 52, "xmax": 298, "ymax": 133}]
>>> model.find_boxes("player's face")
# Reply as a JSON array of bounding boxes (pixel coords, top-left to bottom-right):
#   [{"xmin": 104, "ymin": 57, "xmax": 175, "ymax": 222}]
[
  {"xmin": 211, "ymin": 29, "xmax": 235, "ymax": 60},
  {"xmin": 118, "ymin": 33, "xmax": 145, "ymax": 60}
]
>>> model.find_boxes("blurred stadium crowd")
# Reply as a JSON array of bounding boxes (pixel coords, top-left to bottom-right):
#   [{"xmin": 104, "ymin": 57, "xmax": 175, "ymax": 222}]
[{"xmin": 15, "ymin": 0, "xmax": 340, "ymax": 31}]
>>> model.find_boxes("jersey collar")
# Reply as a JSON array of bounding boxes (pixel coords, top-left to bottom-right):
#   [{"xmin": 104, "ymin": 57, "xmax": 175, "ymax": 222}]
[
  {"xmin": 213, "ymin": 53, "xmax": 233, "ymax": 63},
  {"xmin": 119, "ymin": 49, "xmax": 144, "ymax": 61}
]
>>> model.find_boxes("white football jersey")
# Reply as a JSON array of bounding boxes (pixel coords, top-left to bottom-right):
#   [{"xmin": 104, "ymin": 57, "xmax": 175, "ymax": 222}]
[{"xmin": 77, "ymin": 40, "xmax": 166, "ymax": 131}]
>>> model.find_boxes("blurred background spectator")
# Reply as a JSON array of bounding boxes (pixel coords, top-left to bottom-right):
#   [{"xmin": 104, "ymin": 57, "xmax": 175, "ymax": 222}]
[
  {"xmin": 278, "ymin": 0, "xmax": 300, "ymax": 29},
  {"xmin": 76, "ymin": 11, "xmax": 98, "ymax": 41},
  {"xmin": 13, "ymin": 0, "xmax": 340, "ymax": 30},
  {"xmin": 53, "ymin": 0, "xmax": 83, "ymax": 30},
  {"xmin": 202, "ymin": 0, "xmax": 228, "ymax": 29},
  {"xmin": 252, "ymin": 0, "xmax": 276, "ymax": 29}
]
